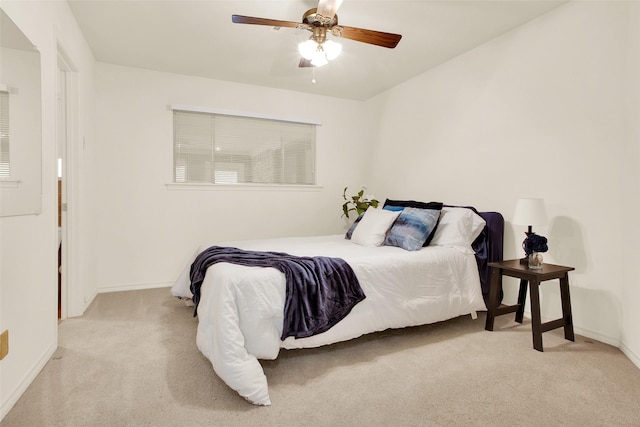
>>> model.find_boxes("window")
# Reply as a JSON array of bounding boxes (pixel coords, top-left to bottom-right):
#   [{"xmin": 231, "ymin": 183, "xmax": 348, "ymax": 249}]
[
  {"xmin": 0, "ymin": 91, "xmax": 9, "ymax": 178},
  {"xmin": 173, "ymin": 109, "xmax": 316, "ymax": 185}
]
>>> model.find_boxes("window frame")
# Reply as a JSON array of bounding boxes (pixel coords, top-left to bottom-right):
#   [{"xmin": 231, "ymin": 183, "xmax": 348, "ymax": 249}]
[{"xmin": 168, "ymin": 105, "xmax": 322, "ymax": 191}]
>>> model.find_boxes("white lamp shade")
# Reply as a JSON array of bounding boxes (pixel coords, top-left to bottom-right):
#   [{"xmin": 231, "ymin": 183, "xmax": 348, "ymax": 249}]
[{"xmin": 512, "ymin": 198, "xmax": 548, "ymax": 226}]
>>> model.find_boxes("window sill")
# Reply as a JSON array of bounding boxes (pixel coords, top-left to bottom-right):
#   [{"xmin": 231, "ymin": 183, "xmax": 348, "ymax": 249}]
[{"xmin": 165, "ymin": 183, "xmax": 323, "ymax": 192}]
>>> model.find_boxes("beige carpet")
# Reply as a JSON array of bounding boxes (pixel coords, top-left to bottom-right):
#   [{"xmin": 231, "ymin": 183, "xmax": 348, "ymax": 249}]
[{"xmin": 2, "ymin": 288, "xmax": 640, "ymax": 426}]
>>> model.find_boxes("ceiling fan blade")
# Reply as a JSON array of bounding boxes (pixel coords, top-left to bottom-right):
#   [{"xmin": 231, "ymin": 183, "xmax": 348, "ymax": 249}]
[
  {"xmin": 316, "ymin": 0, "xmax": 344, "ymax": 20},
  {"xmin": 299, "ymin": 58, "xmax": 313, "ymax": 68},
  {"xmin": 338, "ymin": 26, "xmax": 402, "ymax": 49},
  {"xmin": 231, "ymin": 15, "xmax": 301, "ymax": 28}
]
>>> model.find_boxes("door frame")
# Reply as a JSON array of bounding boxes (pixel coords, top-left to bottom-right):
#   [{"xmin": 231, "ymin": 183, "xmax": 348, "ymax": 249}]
[{"xmin": 56, "ymin": 45, "xmax": 79, "ymax": 319}]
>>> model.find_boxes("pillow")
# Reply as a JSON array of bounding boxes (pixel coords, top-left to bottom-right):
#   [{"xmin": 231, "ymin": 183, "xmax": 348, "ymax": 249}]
[
  {"xmin": 351, "ymin": 207, "xmax": 401, "ymax": 247},
  {"xmin": 344, "ymin": 213, "xmax": 364, "ymax": 240},
  {"xmin": 383, "ymin": 199, "xmax": 444, "ymax": 245},
  {"xmin": 429, "ymin": 207, "xmax": 486, "ymax": 247},
  {"xmin": 383, "ymin": 207, "xmax": 441, "ymax": 251}
]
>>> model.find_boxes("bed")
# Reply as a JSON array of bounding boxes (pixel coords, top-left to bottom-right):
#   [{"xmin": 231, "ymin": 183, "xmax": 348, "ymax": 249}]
[{"xmin": 172, "ymin": 203, "xmax": 504, "ymax": 405}]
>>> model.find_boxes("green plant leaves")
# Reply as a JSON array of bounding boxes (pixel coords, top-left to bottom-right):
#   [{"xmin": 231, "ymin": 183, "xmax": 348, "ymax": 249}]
[{"xmin": 341, "ymin": 187, "xmax": 379, "ymax": 218}]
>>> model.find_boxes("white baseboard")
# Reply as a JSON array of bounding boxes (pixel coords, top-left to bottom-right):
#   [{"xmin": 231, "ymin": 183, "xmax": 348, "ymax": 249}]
[
  {"xmin": 66, "ymin": 290, "xmax": 97, "ymax": 318},
  {"xmin": 0, "ymin": 341, "xmax": 57, "ymax": 422},
  {"xmin": 572, "ymin": 325, "xmax": 621, "ymax": 348},
  {"xmin": 81, "ymin": 290, "xmax": 98, "ymax": 313},
  {"xmin": 521, "ymin": 310, "xmax": 621, "ymax": 348},
  {"xmin": 67, "ymin": 282, "xmax": 174, "ymax": 319},
  {"xmin": 97, "ymin": 281, "xmax": 173, "ymax": 294},
  {"xmin": 620, "ymin": 342, "xmax": 640, "ymax": 370}
]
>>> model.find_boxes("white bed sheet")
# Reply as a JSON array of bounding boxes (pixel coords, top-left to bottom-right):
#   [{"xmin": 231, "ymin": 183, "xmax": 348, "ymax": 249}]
[{"xmin": 172, "ymin": 234, "xmax": 486, "ymax": 405}]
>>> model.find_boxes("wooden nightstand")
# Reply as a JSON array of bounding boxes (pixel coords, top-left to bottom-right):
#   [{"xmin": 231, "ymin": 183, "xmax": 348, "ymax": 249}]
[{"xmin": 484, "ymin": 259, "xmax": 575, "ymax": 352}]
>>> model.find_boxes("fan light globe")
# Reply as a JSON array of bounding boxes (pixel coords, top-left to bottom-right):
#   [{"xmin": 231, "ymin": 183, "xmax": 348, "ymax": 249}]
[
  {"xmin": 323, "ymin": 40, "xmax": 342, "ymax": 60},
  {"xmin": 298, "ymin": 40, "xmax": 317, "ymax": 60},
  {"xmin": 299, "ymin": 38, "xmax": 342, "ymax": 66},
  {"xmin": 311, "ymin": 51, "xmax": 328, "ymax": 67}
]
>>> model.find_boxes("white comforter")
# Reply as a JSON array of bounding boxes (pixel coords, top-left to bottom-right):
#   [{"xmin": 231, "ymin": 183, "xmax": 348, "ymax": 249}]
[{"xmin": 172, "ymin": 234, "xmax": 486, "ymax": 405}]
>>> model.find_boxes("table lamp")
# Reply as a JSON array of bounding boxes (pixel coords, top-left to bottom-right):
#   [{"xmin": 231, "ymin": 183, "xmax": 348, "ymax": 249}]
[{"xmin": 513, "ymin": 198, "xmax": 548, "ymax": 263}]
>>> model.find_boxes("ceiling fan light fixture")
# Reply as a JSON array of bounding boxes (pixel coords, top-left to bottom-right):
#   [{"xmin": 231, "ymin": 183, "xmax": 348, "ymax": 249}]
[
  {"xmin": 232, "ymin": 3, "xmax": 402, "ymax": 71},
  {"xmin": 299, "ymin": 38, "xmax": 341, "ymax": 67},
  {"xmin": 311, "ymin": 50, "xmax": 329, "ymax": 67},
  {"xmin": 298, "ymin": 39, "xmax": 317, "ymax": 60},
  {"xmin": 323, "ymin": 39, "xmax": 342, "ymax": 60}
]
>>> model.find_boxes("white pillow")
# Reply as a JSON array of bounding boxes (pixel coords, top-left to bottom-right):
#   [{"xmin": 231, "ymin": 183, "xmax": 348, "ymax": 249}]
[
  {"xmin": 351, "ymin": 207, "xmax": 401, "ymax": 247},
  {"xmin": 429, "ymin": 207, "xmax": 486, "ymax": 247}
]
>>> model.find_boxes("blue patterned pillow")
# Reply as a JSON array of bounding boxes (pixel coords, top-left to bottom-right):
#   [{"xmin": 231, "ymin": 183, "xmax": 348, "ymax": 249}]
[
  {"xmin": 383, "ymin": 199, "xmax": 443, "ymax": 246},
  {"xmin": 384, "ymin": 207, "xmax": 441, "ymax": 251}
]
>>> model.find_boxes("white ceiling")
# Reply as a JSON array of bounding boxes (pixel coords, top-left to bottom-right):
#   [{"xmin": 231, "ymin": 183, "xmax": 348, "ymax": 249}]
[
  {"xmin": 68, "ymin": 0, "xmax": 565, "ymax": 101},
  {"xmin": 1, "ymin": 8, "xmax": 36, "ymax": 50}
]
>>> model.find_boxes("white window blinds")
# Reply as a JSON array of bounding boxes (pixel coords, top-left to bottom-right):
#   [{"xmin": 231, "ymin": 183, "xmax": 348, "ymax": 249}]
[
  {"xmin": 173, "ymin": 110, "xmax": 316, "ymax": 185},
  {"xmin": 0, "ymin": 91, "xmax": 9, "ymax": 178}
]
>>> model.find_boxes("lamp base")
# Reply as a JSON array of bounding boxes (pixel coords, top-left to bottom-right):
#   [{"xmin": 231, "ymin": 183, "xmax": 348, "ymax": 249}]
[{"xmin": 520, "ymin": 253, "xmax": 544, "ymax": 268}]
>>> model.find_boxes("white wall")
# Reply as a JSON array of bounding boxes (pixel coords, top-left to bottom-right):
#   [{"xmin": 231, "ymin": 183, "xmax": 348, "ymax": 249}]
[
  {"xmin": 620, "ymin": 1, "xmax": 640, "ymax": 365},
  {"xmin": 91, "ymin": 63, "xmax": 372, "ymax": 293},
  {"xmin": 366, "ymin": 1, "xmax": 640, "ymax": 362},
  {"xmin": 2, "ymin": 0, "xmax": 638, "ymax": 421},
  {"xmin": 0, "ymin": 0, "xmax": 95, "ymax": 419}
]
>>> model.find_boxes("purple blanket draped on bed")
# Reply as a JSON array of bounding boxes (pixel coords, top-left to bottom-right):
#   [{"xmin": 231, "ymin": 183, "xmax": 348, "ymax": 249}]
[{"xmin": 189, "ymin": 246, "xmax": 365, "ymax": 340}]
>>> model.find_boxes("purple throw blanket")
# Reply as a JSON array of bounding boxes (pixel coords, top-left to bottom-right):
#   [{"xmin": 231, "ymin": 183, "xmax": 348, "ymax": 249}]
[{"xmin": 189, "ymin": 246, "xmax": 365, "ymax": 340}]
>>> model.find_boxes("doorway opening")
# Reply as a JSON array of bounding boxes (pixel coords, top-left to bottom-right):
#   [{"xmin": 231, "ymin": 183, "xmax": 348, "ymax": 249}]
[{"xmin": 56, "ymin": 47, "xmax": 77, "ymax": 320}]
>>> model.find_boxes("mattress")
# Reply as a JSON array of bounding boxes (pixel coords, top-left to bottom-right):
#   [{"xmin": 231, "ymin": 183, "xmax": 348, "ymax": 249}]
[{"xmin": 172, "ymin": 234, "xmax": 486, "ymax": 405}]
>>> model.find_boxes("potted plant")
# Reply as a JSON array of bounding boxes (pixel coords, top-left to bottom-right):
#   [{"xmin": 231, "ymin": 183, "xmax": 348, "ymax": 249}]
[{"xmin": 342, "ymin": 186, "xmax": 379, "ymax": 219}]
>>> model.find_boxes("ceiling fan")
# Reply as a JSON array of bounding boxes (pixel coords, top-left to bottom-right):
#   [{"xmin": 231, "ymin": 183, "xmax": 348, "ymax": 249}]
[{"xmin": 231, "ymin": 0, "xmax": 402, "ymax": 68}]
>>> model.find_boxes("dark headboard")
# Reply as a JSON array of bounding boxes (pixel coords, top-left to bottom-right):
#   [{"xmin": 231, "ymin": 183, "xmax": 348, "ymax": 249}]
[{"xmin": 473, "ymin": 211, "xmax": 504, "ymax": 306}]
